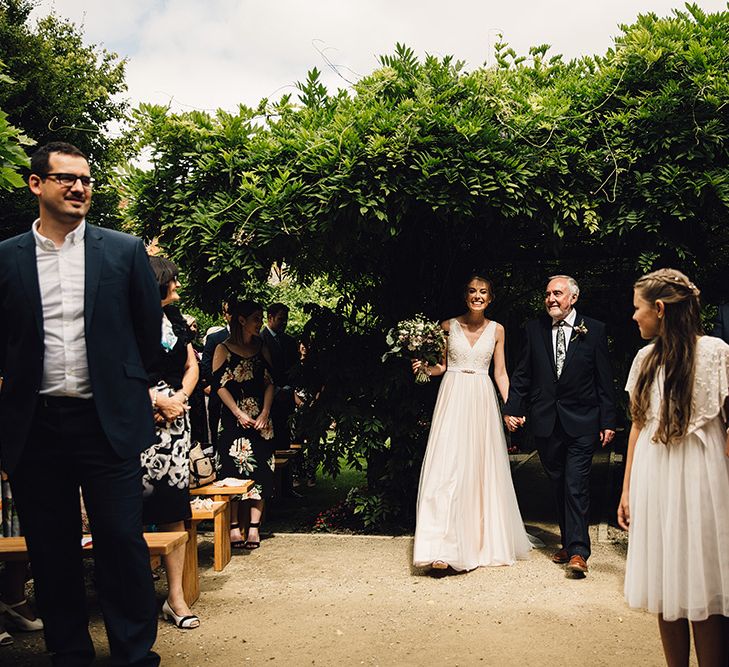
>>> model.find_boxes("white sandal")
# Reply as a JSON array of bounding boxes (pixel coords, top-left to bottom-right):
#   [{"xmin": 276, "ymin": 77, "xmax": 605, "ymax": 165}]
[
  {"xmin": 0, "ymin": 600, "xmax": 43, "ymax": 631},
  {"xmin": 0, "ymin": 629, "xmax": 13, "ymax": 647},
  {"xmin": 161, "ymin": 599, "xmax": 200, "ymax": 629}
]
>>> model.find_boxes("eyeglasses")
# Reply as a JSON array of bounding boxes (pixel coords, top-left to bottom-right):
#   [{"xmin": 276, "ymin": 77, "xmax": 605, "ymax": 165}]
[{"xmin": 42, "ymin": 173, "xmax": 95, "ymax": 188}]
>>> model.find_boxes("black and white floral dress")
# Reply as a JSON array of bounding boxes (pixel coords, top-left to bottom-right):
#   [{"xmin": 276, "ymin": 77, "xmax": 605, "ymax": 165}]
[
  {"xmin": 213, "ymin": 342, "xmax": 275, "ymax": 500},
  {"xmin": 141, "ymin": 305, "xmax": 193, "ymax": 525}
]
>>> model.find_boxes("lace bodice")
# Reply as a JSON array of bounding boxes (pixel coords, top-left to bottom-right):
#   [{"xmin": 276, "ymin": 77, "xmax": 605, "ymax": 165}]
[
  {"xmin": 447, "ymin": 319, "xmax": 497, "ymax": 371},
  {"xmin": 625, "ymin": 335, "xmax": 729, "ymax": 434}
]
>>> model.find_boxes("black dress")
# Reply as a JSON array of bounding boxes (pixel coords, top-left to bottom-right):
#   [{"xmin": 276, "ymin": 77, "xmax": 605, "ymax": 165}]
[
  {"xmin": 141, "ymin": 305, "xmax": 193, "ymax": 525},
  {"xmin": 213, "ymin": 342, "xmax": 275, "ymax": 500}
]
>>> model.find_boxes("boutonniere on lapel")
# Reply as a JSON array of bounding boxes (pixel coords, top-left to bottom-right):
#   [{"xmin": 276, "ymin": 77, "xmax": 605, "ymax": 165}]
[{"xmin": 571, "ymin": 319, "xmax": 588, "ymax": 343}]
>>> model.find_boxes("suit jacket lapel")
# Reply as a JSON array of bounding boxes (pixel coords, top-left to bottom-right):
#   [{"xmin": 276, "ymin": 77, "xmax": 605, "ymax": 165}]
[
  {"xmin": 84, "ymin": 225, "xmax": 104, "ymax": 333},
  {"xmin": 539, "ymin": 316, "xmax": 557, "ymax": 377},
  {"xmin": 16, "ymin": 232, "xmax": 43, "ymax": 341},
  {"xmin": 561, "ymin": 315, "xmax": 582, "ymax": 374}
]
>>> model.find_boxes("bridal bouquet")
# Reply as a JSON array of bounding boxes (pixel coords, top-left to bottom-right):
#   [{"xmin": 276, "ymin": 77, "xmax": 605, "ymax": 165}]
[{"xmin": 383, "ymin": 314, "xmax": 447, "ymax": 383}]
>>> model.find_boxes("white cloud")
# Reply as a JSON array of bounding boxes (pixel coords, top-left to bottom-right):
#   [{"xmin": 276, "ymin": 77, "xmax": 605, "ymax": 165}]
[{"xmin": 31, "ymin": 0, "xmax": 729, "ymax": 113}]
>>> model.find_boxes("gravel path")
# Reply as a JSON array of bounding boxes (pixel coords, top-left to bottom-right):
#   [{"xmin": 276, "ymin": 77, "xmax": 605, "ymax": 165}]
[{"xmin": 5, "ymin": 526, "xmax": 673, "ymax": 666}]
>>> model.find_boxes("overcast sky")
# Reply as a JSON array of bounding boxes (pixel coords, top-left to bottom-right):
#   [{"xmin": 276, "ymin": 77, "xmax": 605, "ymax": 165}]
[{"xmin": 32, "ymin": 1, "xmax": 729, "ymax": 114}]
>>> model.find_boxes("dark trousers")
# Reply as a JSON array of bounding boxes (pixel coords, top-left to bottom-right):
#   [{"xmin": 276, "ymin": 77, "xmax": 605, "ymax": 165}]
[
  {"xmin": 9, "ymin": 397, "xmax": 159, "ymax": 667},
  {"xmin": 271, "ymin": 390, "xmax": 294, "ymax": 451},
  {"xmin": 207, "ymin": 393, "xmax": 222, "ymax": 445},
  {"xmin": 534, "ymin": 417, "xmax": 597, "ymax": 560}
]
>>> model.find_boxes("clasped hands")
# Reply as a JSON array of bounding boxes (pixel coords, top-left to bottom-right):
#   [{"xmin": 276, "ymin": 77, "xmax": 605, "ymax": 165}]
[
  {"xmin": 503, "ymin": 415, "xmax": 525, "ymax": 432},
  {"xmin": 154, "ymin": 391, "xmax": 189, "ymax": 424},
  {"xmin": 235, "ymin": 408, "xmax": 270, "ymax": 431}
]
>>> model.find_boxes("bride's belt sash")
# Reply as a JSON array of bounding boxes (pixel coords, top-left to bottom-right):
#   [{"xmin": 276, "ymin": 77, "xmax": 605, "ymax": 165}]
[{"xmin": 446, "ymin": 367, "xmax": 489, "ymax": 375}]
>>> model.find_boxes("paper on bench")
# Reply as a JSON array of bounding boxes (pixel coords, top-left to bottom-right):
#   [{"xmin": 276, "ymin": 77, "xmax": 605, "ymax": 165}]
[
  {"xmin": 190, "ymin": 497, "xmax": 214, "ymax": 510},
  {"xmin": 213, "ymin": 477, "xmax": 248, "ymax": 487}
]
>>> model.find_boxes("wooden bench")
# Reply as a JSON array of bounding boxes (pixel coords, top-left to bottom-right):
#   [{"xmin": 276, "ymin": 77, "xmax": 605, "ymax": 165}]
[
  {"xmin": 275, "ymin": 448, "xmax": 298, "ymax": 459},
  {"xmin": 189, "ymin": 482, "xmax": 253, "ymax": 572},
  {"xmin": 0, "ymin": 532, "xmax": 188, "ymax": 562},
  {"xmin": 187, "ymin": 501, "xmax": 228, "ymax": 576},
  {"xmin": 0, "ymin": 532, "xmax": 197, "ymax": 605},
  {"xmin": 274, "ymin": 456, "xmax": 290, "ymax": 469}
]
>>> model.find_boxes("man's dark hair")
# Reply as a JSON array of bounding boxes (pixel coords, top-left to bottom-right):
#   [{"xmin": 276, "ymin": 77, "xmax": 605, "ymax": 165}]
[
  {"xmin": 267, "ymin": 302, "xmax": 289, "ymax": 318},
  {"xmin": 148, "ymin": 256, "xmax": 179, "ymax": 300},
  {"xmin": 30, "ymin": 142, "xmax": 88, "ymax": 176}
]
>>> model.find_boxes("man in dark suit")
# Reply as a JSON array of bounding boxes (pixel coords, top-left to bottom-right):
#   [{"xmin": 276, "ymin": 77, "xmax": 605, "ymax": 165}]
[
  {"xmin": 0, "ymin": 142, "xmax": 161, "ymax": 665},
  {"xmin": 200, "ymin": 300, "xmax": 231, "ymax": 444},
  {"xmin": 261, "ymin": 303, "xmax": 299, "ymax": 389},
  {"xmin": 712, "ymin": 304, "xmax": 729, "ymax": 344},
  {"xmin": 261, "ymin": 304, "xmax": 300, "ymax": 491},
  {"xmin": 504, "ymin": 275, "xmax": 616, "ymax": 576}
]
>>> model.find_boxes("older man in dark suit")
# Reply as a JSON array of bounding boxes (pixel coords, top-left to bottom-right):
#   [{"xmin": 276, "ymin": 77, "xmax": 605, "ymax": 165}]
[
  {"xmin": 504, "ymin": 275, "xmax": 616, "ymax": 577},
  {"xmin": 0, "ymin": 142, "xmax": 161, "ymax": 666}
]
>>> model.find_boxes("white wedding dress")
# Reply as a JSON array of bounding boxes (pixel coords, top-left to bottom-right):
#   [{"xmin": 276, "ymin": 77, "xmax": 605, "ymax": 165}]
[{"xmin": 413, "ymin": 319, "xmax": 533, "ymax": 571}]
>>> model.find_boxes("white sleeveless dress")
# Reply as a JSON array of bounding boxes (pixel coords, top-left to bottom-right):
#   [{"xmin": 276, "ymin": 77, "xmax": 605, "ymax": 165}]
[
  {"xmin": 413, "ymin": 319, "xmax": 532, "ymax": 571},
  {"xmin": 624, "ymin": 336, "xmax": 729, "ymax": 621}
]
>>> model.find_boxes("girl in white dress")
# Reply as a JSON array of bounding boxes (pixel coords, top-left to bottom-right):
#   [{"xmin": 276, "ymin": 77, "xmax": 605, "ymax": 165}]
[
  {"xmin": 413, "ymin": 275, "xmax": 532, "ymax": 572},
  {"xmin": 619, "ymin": 269, "xmax": 729, "ymax": 666}
]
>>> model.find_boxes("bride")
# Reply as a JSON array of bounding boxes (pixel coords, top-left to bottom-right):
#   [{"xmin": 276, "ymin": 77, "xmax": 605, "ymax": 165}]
[{"xmin": 413, "ymin": 274, "xmax": 533, "ymax": 571}]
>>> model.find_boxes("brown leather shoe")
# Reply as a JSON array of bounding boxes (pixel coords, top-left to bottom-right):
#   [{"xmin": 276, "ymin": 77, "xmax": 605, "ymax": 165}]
[
  {"xmin": 567, "ymin": 555, "xmax": 588, "ymax": 574},
  {"xmin": 551, "ymin": 548, "xmax": 569, "ymax": 564}
]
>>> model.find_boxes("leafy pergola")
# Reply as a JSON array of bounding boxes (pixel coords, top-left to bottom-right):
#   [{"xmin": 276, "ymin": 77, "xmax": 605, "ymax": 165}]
[{"xmin": 124, "ymin": 4, "xmax": 729, "ymax": 526}]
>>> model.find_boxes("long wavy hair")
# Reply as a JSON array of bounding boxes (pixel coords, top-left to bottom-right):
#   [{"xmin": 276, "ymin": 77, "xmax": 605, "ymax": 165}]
[{"xmin": 631, "ymin": 269, "xmax": 703, "ymax": 445}]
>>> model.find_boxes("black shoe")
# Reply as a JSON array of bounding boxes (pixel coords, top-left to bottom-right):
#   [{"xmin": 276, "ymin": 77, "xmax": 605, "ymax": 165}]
[
  {"xmin": 244, "ymin": 522, "xmax": 261, "ymax": 550},
  {"xmin": 230, "ymin": 522, "xmax": 246, "ymax": 549}
]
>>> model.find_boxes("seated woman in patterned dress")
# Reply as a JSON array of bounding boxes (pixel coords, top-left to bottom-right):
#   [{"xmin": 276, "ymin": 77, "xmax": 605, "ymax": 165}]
[{"xmin": 212, "ymin": 299, "xmax": 275, "ymax": 550}]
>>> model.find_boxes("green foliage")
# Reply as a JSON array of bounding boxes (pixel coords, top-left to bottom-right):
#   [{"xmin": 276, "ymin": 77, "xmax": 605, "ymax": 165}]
[
  {"xmin": 267, "ymin": 273, "xmax": 339, "ymax": 336},
  {"xmin": 347, "ymin": 486, "xmax": 396, "ymax": 529},
  {"xmin": 124, "ymin": 6, "xmax": 729, "ymax": 528},
  {"xmin": 0, "ymin": 0, "xmax": 130, "ymax": 238},
  {"xmin": 0, "ymin": 61, "xmax": 32, "ymax": 191}
]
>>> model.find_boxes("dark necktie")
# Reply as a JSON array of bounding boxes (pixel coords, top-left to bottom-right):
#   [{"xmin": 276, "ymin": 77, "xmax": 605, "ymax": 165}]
[{"xmin": 555, "ymin": 321, "xmax": 566, "ymax": 378}]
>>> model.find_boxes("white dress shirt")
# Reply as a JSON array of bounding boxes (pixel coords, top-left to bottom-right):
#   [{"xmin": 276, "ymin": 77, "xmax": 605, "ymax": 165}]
[
  {"xmin": 551, "ymin": 308, "xmax": 577, "ymax": 365},
  {"xmin": 32, "ymin": 219, "xmax": 92, "ymax": 398}
]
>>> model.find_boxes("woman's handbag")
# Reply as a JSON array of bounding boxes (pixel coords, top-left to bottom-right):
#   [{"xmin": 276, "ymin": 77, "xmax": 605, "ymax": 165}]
[{"xmin": 189, "ymin": 442, "xmax": 216, "ymax": 489}]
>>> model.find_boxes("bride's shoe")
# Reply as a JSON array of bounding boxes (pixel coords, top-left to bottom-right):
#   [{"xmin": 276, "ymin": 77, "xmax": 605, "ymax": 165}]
[
  {"xmin": 0, "ymin": 600, "xmax": 43, "ymax": 632},
  {"xmin": 431, "ymin": 560, "xmax": 449, "ymax": 570}
]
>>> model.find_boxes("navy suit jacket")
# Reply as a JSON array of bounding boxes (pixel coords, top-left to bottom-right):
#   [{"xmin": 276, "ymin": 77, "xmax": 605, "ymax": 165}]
[
  {"xmin": 200, "ymin": 327, "xmax": 230, "ymax": 387},
  {"xmin": 712, "ymin": 304, "xmax": 729, "ymax": 345},
  {"xmin": 0, "ymin": 224, "xmax": 162, "ymax": 473},
  {"xmin": 261, "ymin": 327, "xmax": 298, "ymax": 387},
  {"xmin": 503, "ymin": 314, "xmax": 617, "ymax": 439}
]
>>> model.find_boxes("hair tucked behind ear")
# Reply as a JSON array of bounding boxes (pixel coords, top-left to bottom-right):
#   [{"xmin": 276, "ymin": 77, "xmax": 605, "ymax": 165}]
[
  {"xmin": 631, "ymin": 269, "xmax": 703, "ymax": 445},
  {"xmin": 228, "ymin": 299, "xmax": 263, "ymax": 346}
]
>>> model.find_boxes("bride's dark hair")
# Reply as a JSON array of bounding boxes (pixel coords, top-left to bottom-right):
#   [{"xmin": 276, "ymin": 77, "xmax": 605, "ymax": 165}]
[
  {"xmin": 463, "ymin": 273, "xmax": 494, "ymax": 301},
  {"xmin": 631, "ymin": 268, "xmax": 702, "ymax": 445}
]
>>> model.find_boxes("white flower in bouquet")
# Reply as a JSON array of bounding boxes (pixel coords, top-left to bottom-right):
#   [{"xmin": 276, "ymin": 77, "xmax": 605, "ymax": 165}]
[{"xmin": 383, "ymin": 314, "xmax": 447, "ymax": 383}]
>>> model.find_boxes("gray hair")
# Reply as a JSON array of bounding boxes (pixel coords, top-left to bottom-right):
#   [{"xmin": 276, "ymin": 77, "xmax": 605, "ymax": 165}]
[{"xmin": 548, "ymin": 274, "xmax": 580, "ymax": 298}]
